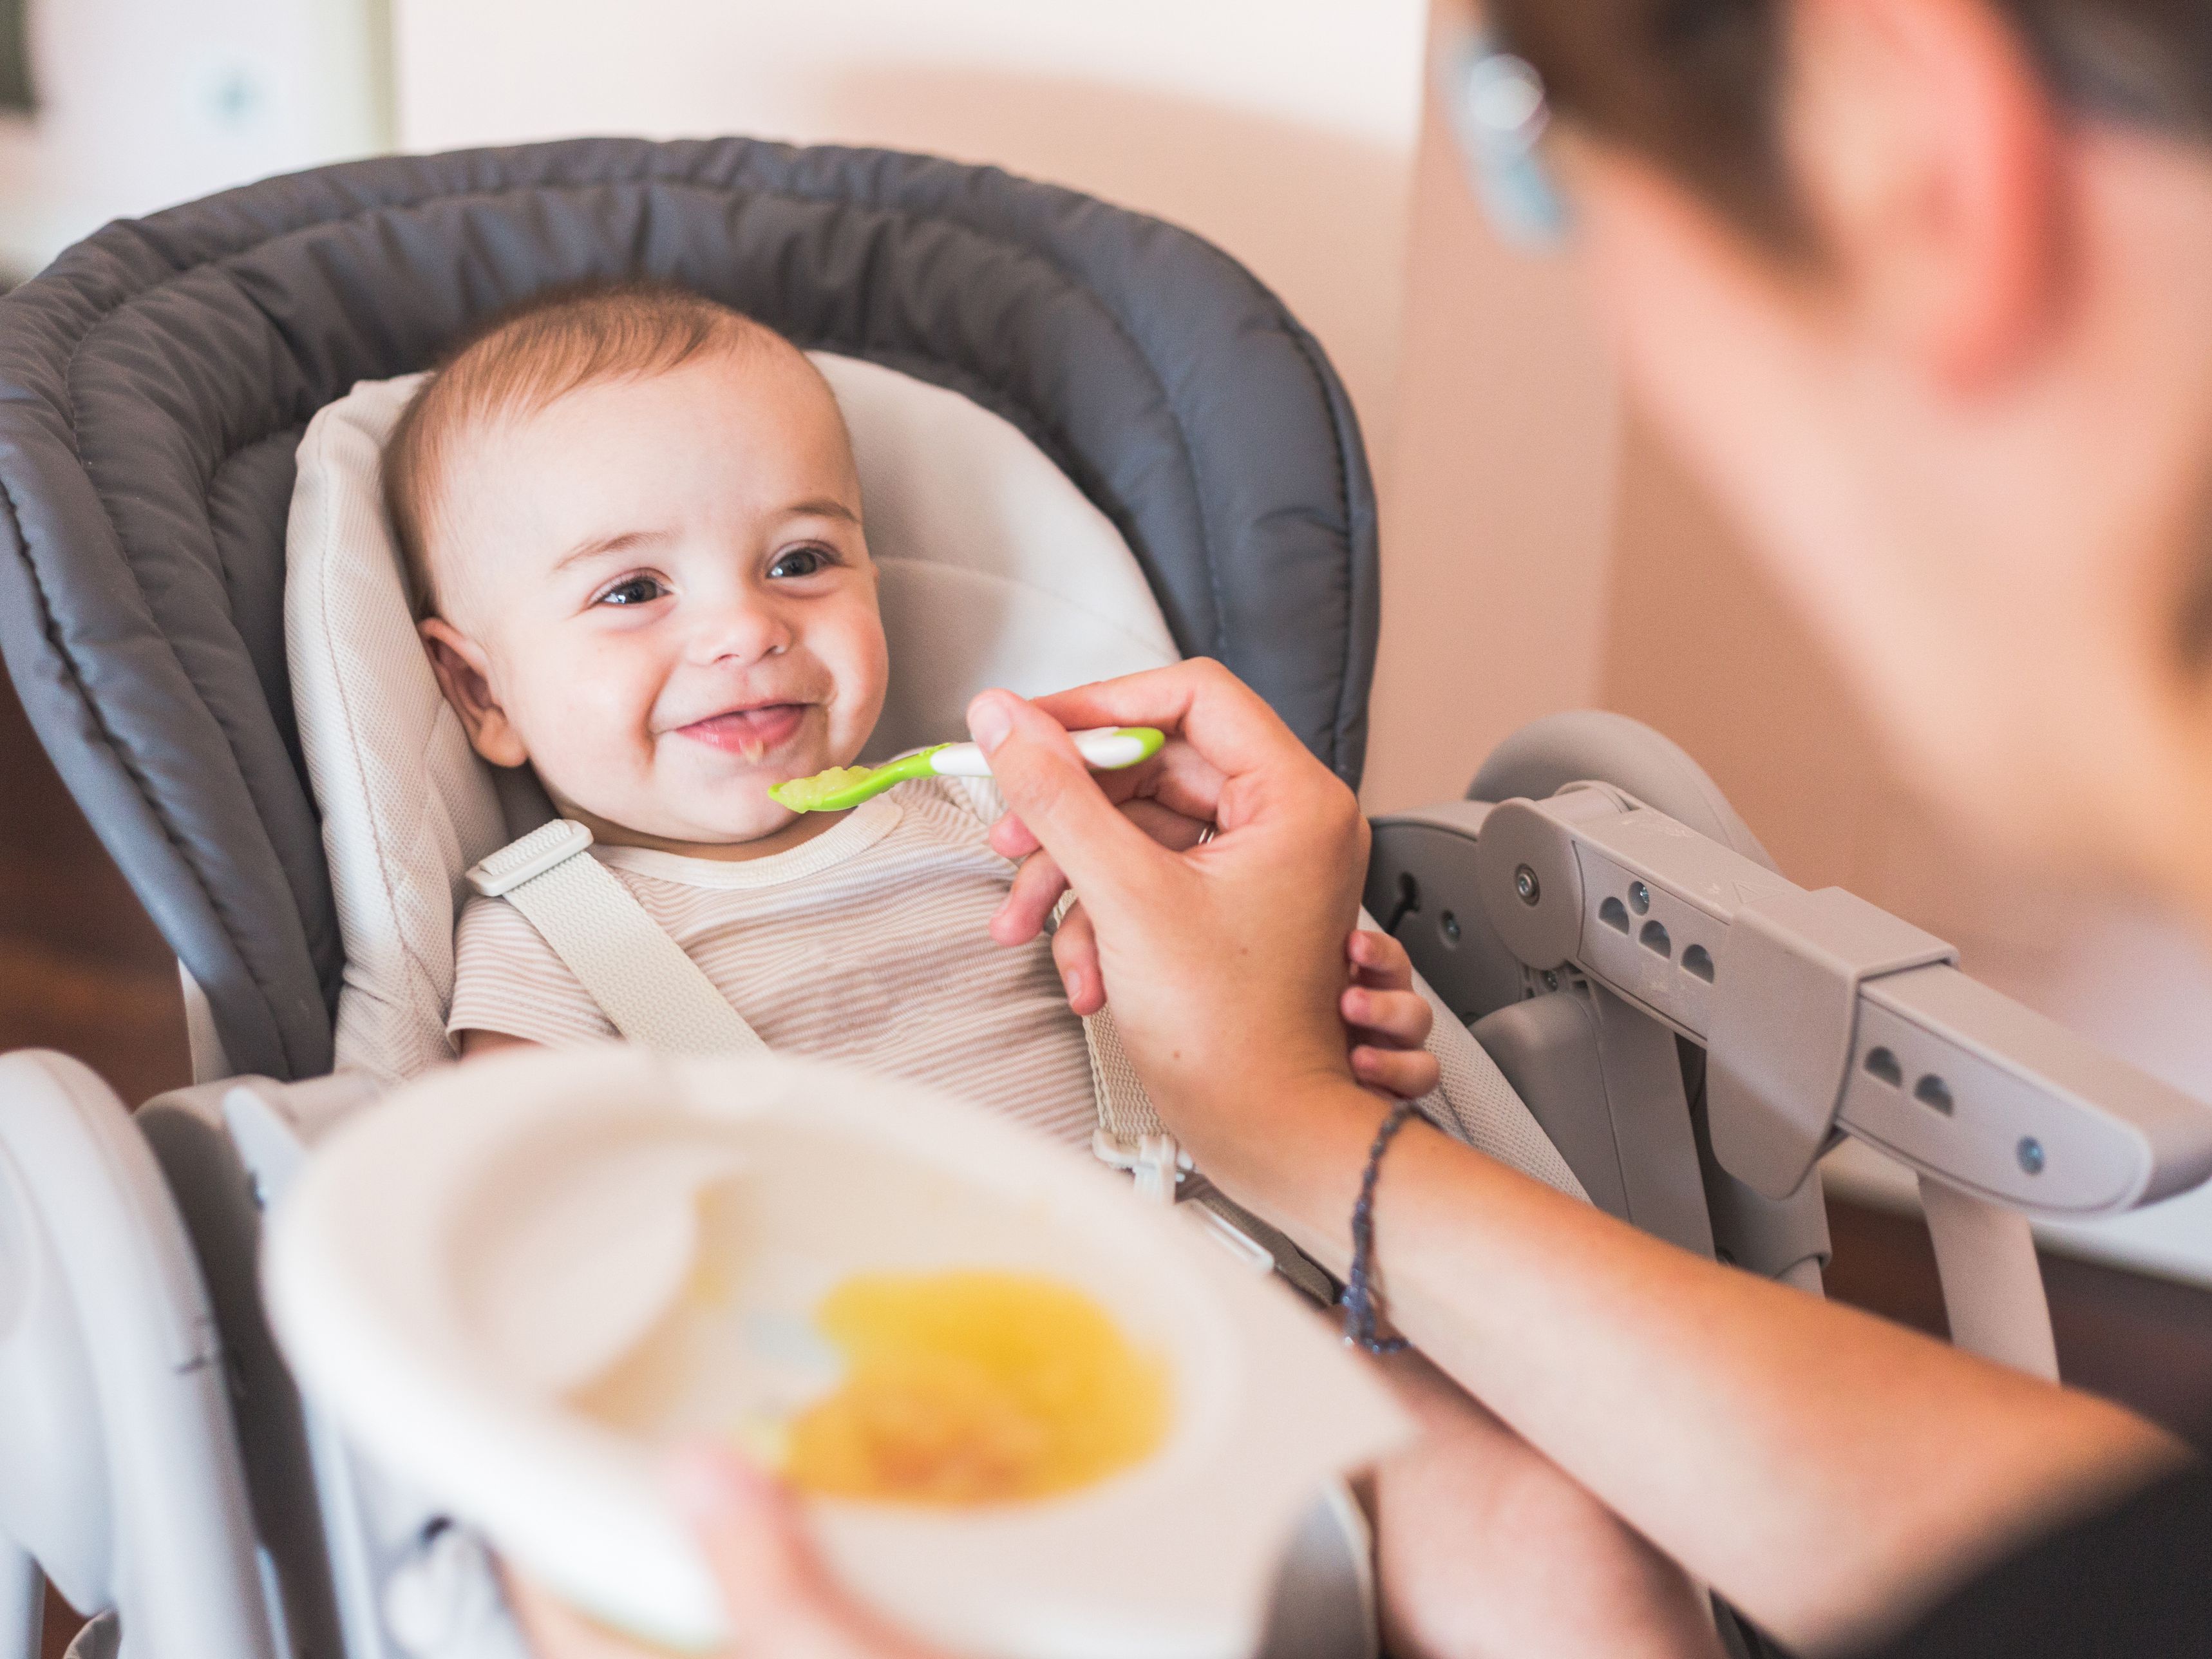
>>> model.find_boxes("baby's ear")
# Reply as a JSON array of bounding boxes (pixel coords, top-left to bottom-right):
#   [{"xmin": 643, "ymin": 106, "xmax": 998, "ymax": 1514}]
[{"xmin": 419, "ymin": 618, "xmax": 530, "ymax": 768}]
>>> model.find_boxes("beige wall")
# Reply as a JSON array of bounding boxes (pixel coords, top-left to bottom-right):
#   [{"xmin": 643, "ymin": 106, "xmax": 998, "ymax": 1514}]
[
  {"xmin": 1363, "ymin": 3, "xmax": 1618, "ymax": 813},
  {"xmin": 390, "ymin": 0, "xmax": 1428, "ymax": 470},
  {"xmin": 0, "ymin": 0, "xmax": 388, "ymax": 277}
]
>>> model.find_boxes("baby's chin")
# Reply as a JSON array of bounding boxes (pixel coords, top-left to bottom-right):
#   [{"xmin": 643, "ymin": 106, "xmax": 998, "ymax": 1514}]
[
  {"xmin": 657, "ymin": 786, "xmax": 816, "ymax": 847},
  {"xmin": 546, "ymin": 773, "xmax": 806, "ymax": 852}
]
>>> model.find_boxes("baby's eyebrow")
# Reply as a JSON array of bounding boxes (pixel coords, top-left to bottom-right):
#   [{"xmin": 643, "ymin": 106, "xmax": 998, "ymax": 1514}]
[
  {"xmin": 551, "ymin": 527, "xmax": 672, "ymax": 573},
  {"xmin": 784, "ymin": 497, "xmax": 860, "ymax": 525}
]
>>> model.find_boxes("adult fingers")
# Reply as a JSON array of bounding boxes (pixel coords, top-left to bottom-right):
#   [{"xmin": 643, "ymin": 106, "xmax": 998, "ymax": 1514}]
[
  {"xmin": 667, "ymin": 1447, "xmax": 926, "ymax": 1659},
  {"xmin": 666, "ymin": 1448, "xmax": 831, "ymax": 1645},
  {"xmin": 1347, "ymin": 928, "xmax": 1417, "ymax": 993},
  {"xmin": 1030, "ymin": 659, "xmax": 1315, "ymax": 783},
  {"xmin": 504, "ymin": 1448, "xmax": 876, "ymax": 1659},
  {"xmin": 987, "ymin": 750, "xmax": 1156, "ymax": 860},
  {"xmin": 1130, "ymin": 797, "xmax": 1218, "ymax": 851},
  {"xmin": 967, "ymin": 690, "xmax": 1178, "ymax": 911},
  {"xmin": 992, "ymin": 848, "xmax": 1072, "ymax": 945},
  {"xmin": 992, "ymin": 788, "xmax": 1214, "ymax": 865},
  {"xmin": 1052, "ymin": 906, "xmax": 1107, "ymax": 1016},
  {"xmin": 1343, "ymin": 986, "xmax": 1435, "ymax": 1050},
  {"xmin": 1351, "ymin": 1045, "xmax": 1442, "ymax": 1102},
  {"xmin": 991, "ymin": 801, "xmax": 1208, "ymax": 943},
  {"xmin": 994, "ymin": 662, "xmax": 1284, "ymax": 842}
]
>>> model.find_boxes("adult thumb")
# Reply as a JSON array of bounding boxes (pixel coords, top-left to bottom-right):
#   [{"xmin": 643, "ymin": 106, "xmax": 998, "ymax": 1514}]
[
  {"xmin": 667, "ymin": 1447, "xmax": 831, "ymax": 1637},
  {"xmin": 670, "ymin": 1446, "xmax": 932, "ymax": 1659},
  {"xmin": 967, "ymin": 689, "xmax": 1165, "ymax": 907}
]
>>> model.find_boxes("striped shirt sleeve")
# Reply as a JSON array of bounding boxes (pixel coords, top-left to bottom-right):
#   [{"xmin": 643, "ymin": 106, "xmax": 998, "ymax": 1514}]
[{"xmin": 447, "ymin": 892, "xmax": 618, "ymax": 1047}]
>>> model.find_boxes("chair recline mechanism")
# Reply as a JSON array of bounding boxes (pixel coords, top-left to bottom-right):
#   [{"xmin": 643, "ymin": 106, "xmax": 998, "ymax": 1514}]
[{"xmin": 1368, "ymin": 710, "xmax": 2212, "ymax": 1379}]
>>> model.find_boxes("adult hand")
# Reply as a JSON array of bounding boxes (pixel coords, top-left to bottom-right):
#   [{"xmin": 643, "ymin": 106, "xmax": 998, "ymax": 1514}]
[
  {"xmin": 967, "ymin": 661, "xmax": 1379, "ymax": 1185},
  {"xmin": 508, "ymin": 1448, "xmax": 940, "ymax": 1659}
]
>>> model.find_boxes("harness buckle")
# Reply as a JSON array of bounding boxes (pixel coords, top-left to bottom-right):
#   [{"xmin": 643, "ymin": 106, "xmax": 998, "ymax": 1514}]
[
  {"xmin": 1091, "ymin": 1128, "xmax": 1193, "ymax": 1204},
  {"xmin": 466, "ymin": 820, "xmax": 594, "ymax": 897}
]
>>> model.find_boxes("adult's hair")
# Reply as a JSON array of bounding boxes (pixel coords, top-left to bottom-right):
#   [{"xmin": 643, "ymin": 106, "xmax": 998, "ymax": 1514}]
[{"xmin": 1488, "ymin": 0, "xmax": 2212, "ymax": 247}]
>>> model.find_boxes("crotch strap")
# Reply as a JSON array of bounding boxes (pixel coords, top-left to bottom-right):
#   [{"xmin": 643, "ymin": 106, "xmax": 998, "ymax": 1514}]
[
  {"xmin": 464, "ymin": 821, "xmax": 766, "ymax": 1057},
  {"xmin": 1050, "ymin": 890, "xmax": 1190, "ymax": 1204},
  {"xmin": 1081, "ymin": 1003, "xmax": 1191, "ymax": 1204}
]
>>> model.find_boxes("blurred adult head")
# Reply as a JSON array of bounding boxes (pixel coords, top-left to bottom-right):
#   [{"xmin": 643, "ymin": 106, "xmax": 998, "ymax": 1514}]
[{"xmin": 1482, "ymin": 0, "xmax": 2212, "ymax": 915}]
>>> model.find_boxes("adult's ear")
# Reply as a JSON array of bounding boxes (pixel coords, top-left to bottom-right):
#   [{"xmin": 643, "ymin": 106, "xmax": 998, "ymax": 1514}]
[
  {"xmin": 419, "ymin": 618, "xmax": 531, "ymax": 768},
  {"xmin": 1790, "ymin": 0, "xmax": 2065, "ymax": 389}
]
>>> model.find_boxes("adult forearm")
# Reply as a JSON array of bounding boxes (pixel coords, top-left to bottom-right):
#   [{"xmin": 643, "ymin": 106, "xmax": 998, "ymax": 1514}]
[
  {"xmin": 963, "ymin": 674, "xmax": 2188, "ymax": 1649},
  {"xmin": 1208, "ymin": 1082, "xmax": 2187, "ymax": 1653}
]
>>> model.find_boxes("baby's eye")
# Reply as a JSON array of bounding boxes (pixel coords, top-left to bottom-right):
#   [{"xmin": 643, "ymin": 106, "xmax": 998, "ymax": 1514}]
[
  {"xmin": 594, "ymin": 574, "xmax": 668, "ymax": 607},
  {"xmin": 768, "ymin": 545, "xmax": 837, "ymax": 580}
]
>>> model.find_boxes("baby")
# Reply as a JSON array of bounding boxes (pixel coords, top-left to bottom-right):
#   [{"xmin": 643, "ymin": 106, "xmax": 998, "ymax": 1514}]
[{"xmin": 390, "ymin": 281, "xmax": 1439, "ymax": 1141}]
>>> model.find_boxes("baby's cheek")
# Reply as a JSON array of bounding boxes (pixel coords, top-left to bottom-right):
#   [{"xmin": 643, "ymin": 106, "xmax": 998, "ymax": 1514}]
[
  {"xmin": 514, "ymin": 654, "xmax": 658, "ymax": 799},
  {"xmin": 829, "ymin": 615, "xmax": 893, "ymax": 753}
]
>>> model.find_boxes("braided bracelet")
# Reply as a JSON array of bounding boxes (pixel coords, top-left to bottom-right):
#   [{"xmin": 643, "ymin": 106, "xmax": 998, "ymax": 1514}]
[{"xmin": 1340, "ymin": 1100, "xmax": 1417, "ymax": 1354}]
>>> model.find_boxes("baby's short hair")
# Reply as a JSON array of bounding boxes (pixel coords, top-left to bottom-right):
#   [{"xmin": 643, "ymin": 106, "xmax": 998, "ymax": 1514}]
[{"xmin": 384, "ymin": 280, "xmax": 783, "ymax": 618}]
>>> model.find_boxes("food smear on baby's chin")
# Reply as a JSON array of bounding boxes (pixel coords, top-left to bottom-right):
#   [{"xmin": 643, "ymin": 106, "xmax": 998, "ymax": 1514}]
[{"xmin": 781, "ymin": 1270, "xmax": 1171, "ymax": 1507}]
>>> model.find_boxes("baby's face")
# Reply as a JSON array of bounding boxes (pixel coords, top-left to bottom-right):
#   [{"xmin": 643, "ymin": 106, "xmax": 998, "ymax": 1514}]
[{"xmin": 423, "ymin": 346, "xmax": 888, "ymax": 846}]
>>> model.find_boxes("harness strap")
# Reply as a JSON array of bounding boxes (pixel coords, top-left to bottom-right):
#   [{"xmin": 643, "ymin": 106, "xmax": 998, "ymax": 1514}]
[
  {"xmin": 1043, "ymin": 878, "xmax": 1190, "ymax": 1202},
  {"xmin": 1187, "ymin": 1188, "xmax": 1339, "ymax": 1306},
  {"xmin": 464, "ymin": 821, "xmax": 766, "ymax": 1057},
  {"xmin": 1081, "ymin": 1007, "xmax": 1191, "ymax": 1201}
]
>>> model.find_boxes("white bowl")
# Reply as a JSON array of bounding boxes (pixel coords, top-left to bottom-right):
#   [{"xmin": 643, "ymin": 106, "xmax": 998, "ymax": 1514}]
[{"xmin": 263, "ymin": 1046, "xmax": 1410, "ymax": 1659}]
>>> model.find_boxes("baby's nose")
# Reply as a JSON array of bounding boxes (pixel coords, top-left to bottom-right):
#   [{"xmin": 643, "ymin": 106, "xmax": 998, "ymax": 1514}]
[{"xmin": 688, "ymin": 596, "xmax": 794, "ymax": 665}]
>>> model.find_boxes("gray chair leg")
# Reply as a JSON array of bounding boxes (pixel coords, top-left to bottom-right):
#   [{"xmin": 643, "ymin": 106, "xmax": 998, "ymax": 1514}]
[{"xmin": 0, "ymin": 1050, "xmax": 277, "ymax": 1659}]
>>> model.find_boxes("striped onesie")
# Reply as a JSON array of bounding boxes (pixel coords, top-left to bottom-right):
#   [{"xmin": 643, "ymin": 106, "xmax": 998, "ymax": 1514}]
[{"xmin": 445, "ymin": 777, "xmax": 1100, "ymax": 1147}]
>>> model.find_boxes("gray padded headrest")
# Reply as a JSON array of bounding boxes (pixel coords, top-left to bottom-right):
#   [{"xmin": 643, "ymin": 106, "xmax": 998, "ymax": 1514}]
[{"xmin": 0, "ymin": 138, "xmax": 1378, "ymax": 1081}]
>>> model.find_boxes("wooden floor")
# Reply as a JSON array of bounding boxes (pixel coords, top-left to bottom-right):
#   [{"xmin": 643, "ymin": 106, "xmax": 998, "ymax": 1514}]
[
  {"xmin": 0, "ymin": 672, "xmax": 189, "ymax": 1105},
  {"xmin": 6, "ymin": 670, "xmax": 2212, "ymax": 1656},
  {"xmin": 1826, "ymin": 1202, "xmax": 2212, "ymax": 1451}
]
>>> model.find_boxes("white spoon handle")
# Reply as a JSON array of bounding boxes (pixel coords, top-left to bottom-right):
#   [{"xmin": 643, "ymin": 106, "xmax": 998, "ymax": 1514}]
[{"xmin": 929, "ymin": 727, "xmax": 1155, "ymax": 778}]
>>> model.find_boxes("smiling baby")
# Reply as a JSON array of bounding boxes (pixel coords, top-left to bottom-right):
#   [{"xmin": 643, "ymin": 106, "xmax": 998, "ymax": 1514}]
[{"xmin": 393, "ymin": 281, "xmax": 1437, "ymax": 1141}]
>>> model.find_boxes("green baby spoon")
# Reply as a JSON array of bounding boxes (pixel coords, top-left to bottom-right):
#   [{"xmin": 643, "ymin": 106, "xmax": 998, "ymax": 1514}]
[{"xmin": 771, "ymin": 726, "xmax": 1166, "ymax": 813}]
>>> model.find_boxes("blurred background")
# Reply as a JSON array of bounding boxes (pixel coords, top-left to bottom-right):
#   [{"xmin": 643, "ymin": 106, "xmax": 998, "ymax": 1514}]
[{"xmin": 5, "ymin": 0, "xmax": 2212, "ymax": 1458}]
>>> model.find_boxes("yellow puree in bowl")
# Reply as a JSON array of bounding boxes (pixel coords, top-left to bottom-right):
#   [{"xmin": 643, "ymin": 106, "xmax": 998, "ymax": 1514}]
[{"xmin": 780, "ymin": 1270, "xmax": 1170, "ymax": 1506}]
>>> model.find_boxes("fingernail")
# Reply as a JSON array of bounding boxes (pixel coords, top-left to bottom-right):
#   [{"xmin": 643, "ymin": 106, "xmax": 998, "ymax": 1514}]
[{"xmin": 967, "ymin": 692, "xmax": 1014, "ymax": 753}]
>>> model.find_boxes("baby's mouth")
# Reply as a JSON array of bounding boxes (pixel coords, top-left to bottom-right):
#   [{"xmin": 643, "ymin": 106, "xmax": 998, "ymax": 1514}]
[{"xmin": 673, "ymin": 702, "xmax": 811, "ymax": 762}]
